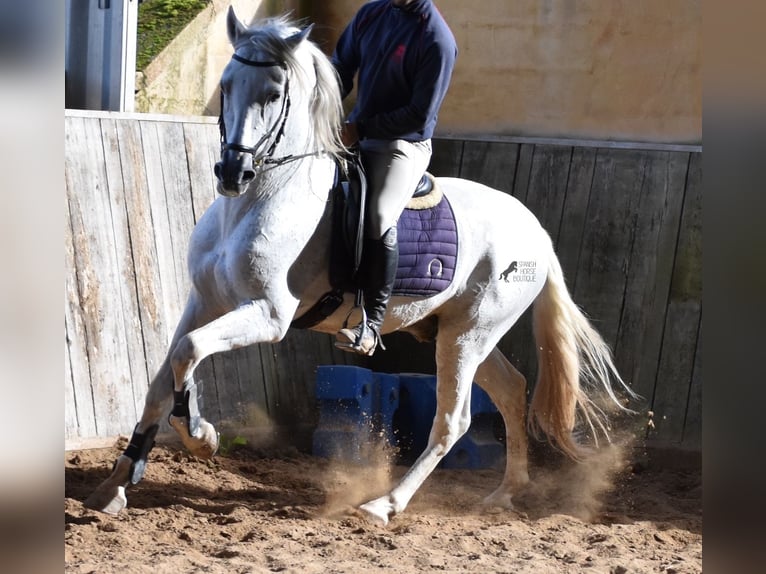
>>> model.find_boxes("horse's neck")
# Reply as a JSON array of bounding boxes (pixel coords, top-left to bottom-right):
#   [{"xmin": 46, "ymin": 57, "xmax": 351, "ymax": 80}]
[{"xmin": 222, "ymin": 154, "xmax": 334, "ymax": 234}]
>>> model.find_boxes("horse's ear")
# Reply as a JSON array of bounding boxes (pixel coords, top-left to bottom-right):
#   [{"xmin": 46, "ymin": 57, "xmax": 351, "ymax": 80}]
[
  {"xmin": 284, "ymin": 23, "xmax": 314, "ymax": 50},
  {"xmin": 226, "ymin": 5, "xmax": 248, "ymax": 45}
]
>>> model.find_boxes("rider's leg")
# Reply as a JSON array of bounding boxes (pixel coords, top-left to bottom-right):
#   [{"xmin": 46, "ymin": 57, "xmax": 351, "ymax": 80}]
[{"xmin": 336, "ymin": 138, "xmax": 431, "ymax": 355}]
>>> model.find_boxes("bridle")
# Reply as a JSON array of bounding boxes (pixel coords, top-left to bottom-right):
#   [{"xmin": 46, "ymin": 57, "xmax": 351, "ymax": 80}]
[{"xmin": 218, "ymin": 52, "xmax": 324, "ymax": 172}]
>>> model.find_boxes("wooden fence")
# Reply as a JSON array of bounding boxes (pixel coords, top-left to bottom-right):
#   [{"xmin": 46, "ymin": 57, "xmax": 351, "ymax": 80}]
[
  {"xmin": 64, "ymin": 110, "xmax": 364, "ymax": 444},
  {"xmin": 65, "ymin": 110, "xmax": 701, "ymax": 452}
]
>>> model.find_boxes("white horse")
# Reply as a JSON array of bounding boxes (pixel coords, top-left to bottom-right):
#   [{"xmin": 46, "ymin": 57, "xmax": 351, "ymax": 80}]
[{"xmin": 86, "ymin": 8, "xmax": 634, "ymax": 526}]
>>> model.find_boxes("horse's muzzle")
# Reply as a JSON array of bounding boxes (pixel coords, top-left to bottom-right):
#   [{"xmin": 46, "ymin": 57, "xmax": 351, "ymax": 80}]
[{"xmin": 214, "ymin": 149, "xmax": 256, "ymax": 197}]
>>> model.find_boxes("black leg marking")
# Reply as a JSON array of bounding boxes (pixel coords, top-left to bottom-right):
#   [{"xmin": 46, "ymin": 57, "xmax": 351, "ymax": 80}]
[
  {"xmin": 123, "ymin": 423, "xmax": 159, "ymax": 485},
  {"xmin": 171, "ymin": 381, "xmax": 201, "ymax": 437}
]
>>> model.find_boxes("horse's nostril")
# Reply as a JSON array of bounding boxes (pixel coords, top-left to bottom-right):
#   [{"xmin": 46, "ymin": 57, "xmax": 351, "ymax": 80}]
[{"xmin": 242, "ymin": 169, "xmax": 256, "ymax": 183}]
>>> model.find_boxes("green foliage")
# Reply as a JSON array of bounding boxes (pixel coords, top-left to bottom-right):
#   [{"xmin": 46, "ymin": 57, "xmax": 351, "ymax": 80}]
[
  {"xmin": 136, "ymin": 0, "xmax": 209, "ymax": 71},
  {"xmin": 217, "ymin": 434, "xmax": 248, "ymax": 456}
]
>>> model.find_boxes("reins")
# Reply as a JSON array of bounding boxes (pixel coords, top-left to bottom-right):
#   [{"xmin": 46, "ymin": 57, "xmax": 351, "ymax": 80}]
[{"xmin": 218, "ymin": 51, "xmax": 326, "ymax": 173}]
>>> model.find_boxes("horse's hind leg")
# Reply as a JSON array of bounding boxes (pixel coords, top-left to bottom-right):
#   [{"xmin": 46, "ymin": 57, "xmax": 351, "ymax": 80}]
[
  {"xmin": 84, "ymin": 296, "xmax": 212, "ymax": 514},
  {"xmin": 474, "ymin": 347, "xmax": 530, "ymax": 509},
  {"xmin": 358, "ymin": 330, "xmax": 480, "ymax": 525}
]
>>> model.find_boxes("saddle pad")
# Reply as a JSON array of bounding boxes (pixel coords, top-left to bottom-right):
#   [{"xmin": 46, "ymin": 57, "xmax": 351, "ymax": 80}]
[{"xmin": 394, "ymin": 194, "xmax": 457, "ymax": 296}]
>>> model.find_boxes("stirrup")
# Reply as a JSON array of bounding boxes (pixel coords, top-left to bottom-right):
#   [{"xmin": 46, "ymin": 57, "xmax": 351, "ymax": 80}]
[
  {"xmin": 335, "ymin": 321, "xmax": 381, "ymax": 356},
  {"xmin": 335, "ymin": 306, "xmax": 386, "ymax": 355}
]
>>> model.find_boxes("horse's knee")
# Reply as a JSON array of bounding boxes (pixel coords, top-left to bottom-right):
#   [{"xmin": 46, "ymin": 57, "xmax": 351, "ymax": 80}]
[{"xmin": 170, "ymin": 334, "xmax": 198, "ymax": 382}]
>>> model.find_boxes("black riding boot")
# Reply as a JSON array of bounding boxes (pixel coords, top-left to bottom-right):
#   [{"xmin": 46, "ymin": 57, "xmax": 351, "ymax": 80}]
[{"xmin": 336, "ymin": 226, "xmax": 398, "ymax": 355}]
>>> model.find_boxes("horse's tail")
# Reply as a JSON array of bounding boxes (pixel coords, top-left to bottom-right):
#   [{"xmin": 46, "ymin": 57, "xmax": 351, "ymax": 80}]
[{"xmin": 528, "ymin": 248, "xmax": 637, "ymax": 460}]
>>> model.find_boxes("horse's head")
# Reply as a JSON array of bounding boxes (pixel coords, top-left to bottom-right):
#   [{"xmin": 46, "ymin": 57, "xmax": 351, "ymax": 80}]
[{"xmin": 215, "ymin": 7, "xmax": 344, "ymax": 197}]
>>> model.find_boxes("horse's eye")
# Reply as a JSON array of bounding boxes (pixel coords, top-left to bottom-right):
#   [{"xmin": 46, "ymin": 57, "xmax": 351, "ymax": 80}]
[{"xmin": 267, "ymin": 92, "xmax": 281, "ymax": 104}]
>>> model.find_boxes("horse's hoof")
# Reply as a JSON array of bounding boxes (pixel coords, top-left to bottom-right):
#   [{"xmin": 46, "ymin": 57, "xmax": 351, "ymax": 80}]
[
  {"xmin": 169, "ymin": 415, "xmax": 219, "ymax": 459},
  {"xmin": 358, "ymin": 497, "xmax": 394, "ymax": 527},
  {"xmin": 481, "ymin": 490, "xmax": 514, "ymax": 510},
  {"xmin": 85, "ymin": 485, "xmax": 127, "ymax": 515},
  {"xmin": 83, "ymin": 455, "xmax": 131, "ymax": 514}
]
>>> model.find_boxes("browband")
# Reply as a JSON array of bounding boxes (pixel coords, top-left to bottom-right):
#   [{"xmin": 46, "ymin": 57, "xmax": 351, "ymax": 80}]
[{"xmin": 232, "ymin": 53, "xmax": 286, "ymax": 69}]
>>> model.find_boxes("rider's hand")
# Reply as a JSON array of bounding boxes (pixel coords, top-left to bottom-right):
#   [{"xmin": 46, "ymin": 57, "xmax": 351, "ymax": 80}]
[{"xmin": 341, "ymin": 121, "xmax": 359, "ymax": 148}]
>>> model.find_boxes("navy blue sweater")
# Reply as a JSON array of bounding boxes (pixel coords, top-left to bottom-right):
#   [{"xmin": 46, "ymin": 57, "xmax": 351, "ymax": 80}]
[{"xmin": 332, "ymin": 0, "xmax": 457, "ymax": 141}]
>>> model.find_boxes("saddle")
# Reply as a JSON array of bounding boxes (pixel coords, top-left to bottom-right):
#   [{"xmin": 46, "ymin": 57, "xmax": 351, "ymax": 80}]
[{"xmin": 291, "ymin": 155, "xmax": 457, "ymax": 329}]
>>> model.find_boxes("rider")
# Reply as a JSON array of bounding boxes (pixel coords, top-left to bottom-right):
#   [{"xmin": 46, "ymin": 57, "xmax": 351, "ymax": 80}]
[{"xmin": 331, "ymin": 0, "xmax": 457, "ymax": 355}]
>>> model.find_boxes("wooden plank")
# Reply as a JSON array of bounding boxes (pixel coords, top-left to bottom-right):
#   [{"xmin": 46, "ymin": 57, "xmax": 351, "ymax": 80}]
[
  {"xmin": 613, "ymin": 152, "xmax": 689, "ymax": 402},
  {"xmin": 572, "ymin": 149, "xmax": 647, "ymax": 349},
  {"xmin": 682, "ymin": 315, "xmax": 702, "ymax": 450},
  {"xmin": 524, "ymin": 144, "xmax": 574, "ymax": 245},
  {"xmin": 258, "ymin": 343, "xmax": 281, "ymax": 419},
  {"xmin": 458, "ymin": 140, "xmax": 518, "ymax": 194},
  {"xmin": 556, "ymin": 147, "xmax": 597, "ymax": 287},
  {"xmin": 65, "ymin": 116, "xmax": 137, "ymax": 436},
  {"xmin": 65, "ymin": 318, "xmax": 82, "ymax": 440},
  {"xmin": 64, "ymin": 136, "xmax": 98, "ymax": 438},
  {"xmin": 648, "ymin": 301, "xmax": 701, "ymax": 446},
  {"xmin": 115, "ymin": 119, "xmax": 173, "ymax": 387},
  {"xmin": 182, "ymin": 122, "xmax": 219, "ymax": 223},
  {"xmin": 209, "ymin": 350, "xmax": 245, "ymax": 425},
  {"xmin": 270, "ymin": 332, "xmax": 315, "ymax": 424},
  {"xmin": 235, "ymin": 346, "xmax": 272, "ymax": 428},
  {"xmin": 428, "ymin": 139, "xmax": 463, "ymax": 177},
  {"xmin": 91, "ymin": 118, "xmax": 140, "ymax": 433},
  {"xmin": 139, "ymin": 120, "xmax": 184, "ymax": 331},
  {"xmin": 101, "ymin": 117, "xmax": 150, "ymax": 420},
  {"xmin": 511, "ymin": 143, "xmax": 535, "ymax": 203},
  {"xmin": 649, "ymin": 152, "xmax": 702, "ymax": 446},
  {"xmin": 156, "ymin": 120, "xmax": 197, "ymax": 297}
]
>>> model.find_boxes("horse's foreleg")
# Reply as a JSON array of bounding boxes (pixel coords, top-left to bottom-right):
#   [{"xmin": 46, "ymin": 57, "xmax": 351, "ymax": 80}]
[
  {"xmin": 84, "ymin": 357, "xmax": 176, "ymax": 514},
  {"xmin": 474, "ymin": 347, "xmax": 530, "ymax": 509},
  {"xmin": 358, "ymin": 340, "xmax": 478, "ymax": 525},
  {"xmin": 84, "ymin": 296, "xmax": 212, "ymax": 514},
  {"xmin": 167, "ymin": 300, "xmax": 287, "ymax": 458}
]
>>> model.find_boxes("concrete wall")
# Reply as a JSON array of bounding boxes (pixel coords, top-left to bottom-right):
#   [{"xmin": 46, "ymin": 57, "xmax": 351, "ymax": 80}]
[
  {"xmin": 312, "ymin": 0, "xmax": 701, "ymax": 144},
  {"xmin": 138, "ymin": 0, "xmax": 701, "ymax": 144},
  {"xmin": 136, "ymin": 0, "xmax": 306, "ymax": 114}
]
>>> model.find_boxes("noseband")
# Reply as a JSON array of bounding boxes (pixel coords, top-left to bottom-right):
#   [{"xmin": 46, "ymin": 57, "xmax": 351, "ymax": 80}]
[{"xmin": 218, "ymin": 53, "xmax": 292, "ymax": 167}]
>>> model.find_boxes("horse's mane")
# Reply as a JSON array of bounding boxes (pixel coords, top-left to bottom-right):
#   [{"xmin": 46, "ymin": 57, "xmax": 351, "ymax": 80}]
[{"xmin": 235, "ymin": 17, "xmax": 345, "ymax": 160}]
